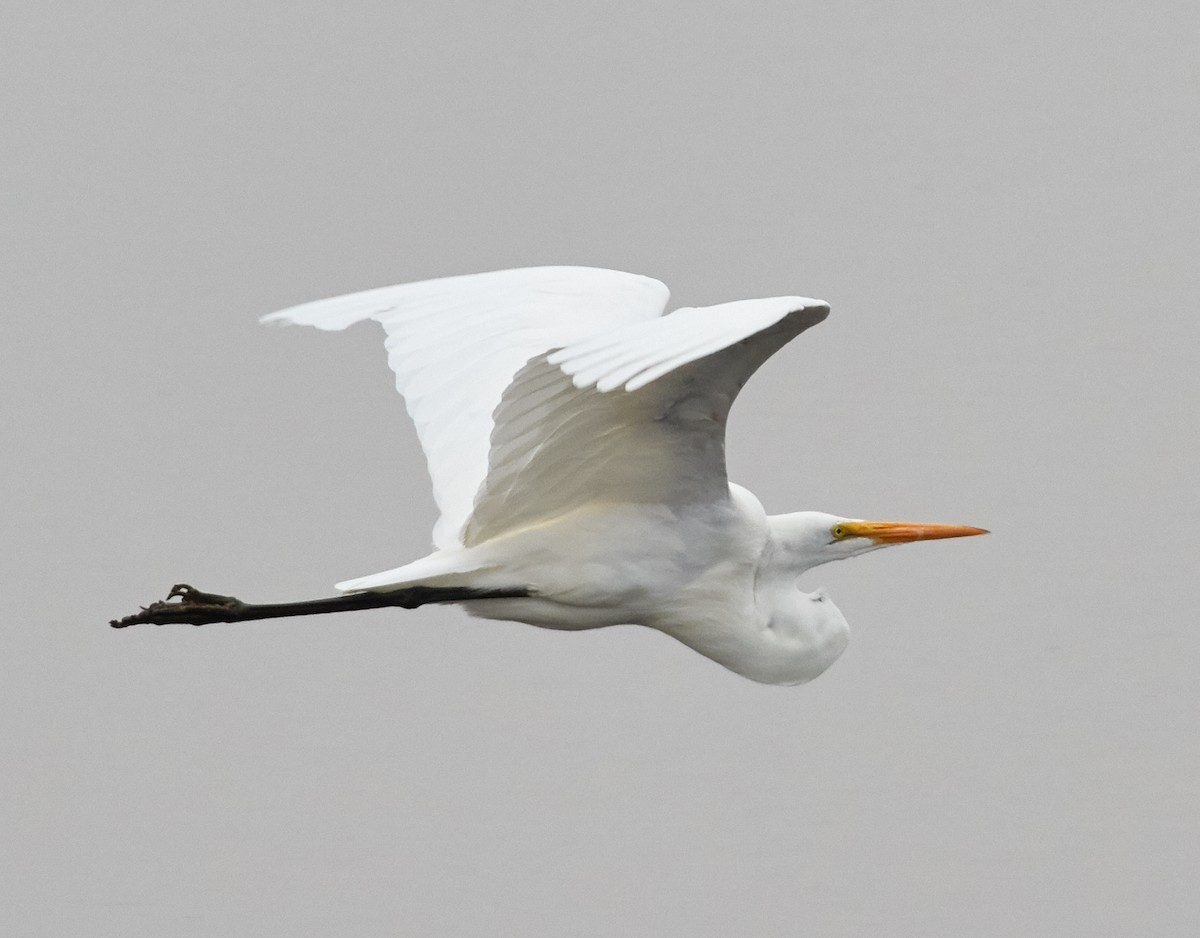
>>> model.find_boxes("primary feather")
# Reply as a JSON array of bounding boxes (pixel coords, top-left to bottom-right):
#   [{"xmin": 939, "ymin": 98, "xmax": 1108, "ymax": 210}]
[{"xmin": 263, "ymin": 266, "xmax": 670, "ymax": 548}]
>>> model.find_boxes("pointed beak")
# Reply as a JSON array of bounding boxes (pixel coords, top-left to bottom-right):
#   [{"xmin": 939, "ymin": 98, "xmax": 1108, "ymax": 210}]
[{"xmin": 839, "ymin": 520, "xmax": 989, "ymax": 544}]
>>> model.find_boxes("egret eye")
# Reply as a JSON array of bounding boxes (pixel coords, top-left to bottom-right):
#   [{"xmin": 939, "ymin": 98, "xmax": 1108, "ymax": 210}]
[{"xmin": 831, "ymin": 524, "xmax": 847, "ymax": 539}]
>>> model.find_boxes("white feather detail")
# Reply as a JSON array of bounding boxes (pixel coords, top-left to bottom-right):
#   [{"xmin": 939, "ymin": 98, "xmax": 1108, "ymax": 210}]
[{"xmin": 263, "ymin": 266, "xmax": 829, "ymax": 557}]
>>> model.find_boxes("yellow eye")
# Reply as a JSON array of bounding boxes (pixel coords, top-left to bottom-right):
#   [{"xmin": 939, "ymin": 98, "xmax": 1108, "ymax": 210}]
[{"xmin": 831, "ymin": 524, "xmax": 847, "ymax": 539}]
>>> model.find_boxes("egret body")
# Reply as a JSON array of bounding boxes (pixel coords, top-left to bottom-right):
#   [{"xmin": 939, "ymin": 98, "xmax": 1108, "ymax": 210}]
[{"xmin": 258, "ymin": 267, "xmax": 985, "ymax": 685}]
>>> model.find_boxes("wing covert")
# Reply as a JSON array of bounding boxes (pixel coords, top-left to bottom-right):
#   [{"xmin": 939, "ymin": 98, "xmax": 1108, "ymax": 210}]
[{"xmin": 464, "ymin": 296, "xmax": 829, "ymax": 545}]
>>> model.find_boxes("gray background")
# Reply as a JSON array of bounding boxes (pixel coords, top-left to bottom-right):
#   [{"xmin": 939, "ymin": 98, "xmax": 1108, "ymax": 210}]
[{"xmin": 3, "ymin": 2, "xmax": 1198, "ymax": 935}]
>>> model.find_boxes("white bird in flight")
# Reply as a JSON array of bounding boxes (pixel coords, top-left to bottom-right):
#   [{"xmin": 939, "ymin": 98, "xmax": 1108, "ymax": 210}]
[{"xmin": 257, "ymin": 266, "xmax": 985, "ymax": 685}]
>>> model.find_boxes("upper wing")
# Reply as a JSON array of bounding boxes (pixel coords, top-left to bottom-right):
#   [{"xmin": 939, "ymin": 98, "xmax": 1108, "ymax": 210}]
[
  {"xmin": 262, "ymin": 266, "xmax": 670, "ymax": 547},
  {"xmin": 463, "ymin": 296, "xmax": 830, "ymax": 546}
]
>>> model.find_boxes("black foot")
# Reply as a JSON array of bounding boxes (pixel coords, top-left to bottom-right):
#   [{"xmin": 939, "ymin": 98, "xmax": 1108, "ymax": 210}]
[{"xmin": 110, "ymin": 583, "xmax": 248, "ymax": 628}]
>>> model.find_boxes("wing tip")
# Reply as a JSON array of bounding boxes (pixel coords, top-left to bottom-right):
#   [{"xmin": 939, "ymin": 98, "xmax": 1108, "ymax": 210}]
[{"xmin": 792, "ymin": 297, "xmax": 831, "ymax": 317}]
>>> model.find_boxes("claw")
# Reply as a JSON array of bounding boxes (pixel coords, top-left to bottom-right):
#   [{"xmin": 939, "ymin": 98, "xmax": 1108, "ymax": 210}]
[{"xmin": 166, "ymin": 584, "xmax": 240, "ymax": 607}]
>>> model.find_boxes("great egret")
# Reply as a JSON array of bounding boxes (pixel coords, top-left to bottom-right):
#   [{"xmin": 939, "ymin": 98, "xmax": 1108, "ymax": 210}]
[{"xmin": 117, "ymin": 267, "xmax": 986, "ymax": 685}]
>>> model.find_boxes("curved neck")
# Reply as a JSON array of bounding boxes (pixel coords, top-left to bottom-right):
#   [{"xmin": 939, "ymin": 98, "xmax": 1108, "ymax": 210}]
[
  {"xmin": 653, "ymin": 519, "xmax": 850, "ymax": 686},
  {"xmin": 748, "ymin": 533, "xmax": 851, "ymax": 683}
]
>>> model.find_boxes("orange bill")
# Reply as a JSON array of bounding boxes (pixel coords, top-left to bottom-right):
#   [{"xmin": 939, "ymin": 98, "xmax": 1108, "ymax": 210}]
[{"xmin": 839, "ymin": 521, "xmax": 989, "ymax": 544}]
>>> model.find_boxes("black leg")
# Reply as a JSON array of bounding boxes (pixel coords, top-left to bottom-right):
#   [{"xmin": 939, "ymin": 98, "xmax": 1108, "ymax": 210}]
[{"xmin": 109, "ymin": 582, "xmax": 532, "ymax": 628}]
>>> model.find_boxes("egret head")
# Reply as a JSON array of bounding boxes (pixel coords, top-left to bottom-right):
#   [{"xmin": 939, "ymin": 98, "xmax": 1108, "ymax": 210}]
[{"xmin": 770, "ymin": 511, "xmax": 988, "ymax": 574}]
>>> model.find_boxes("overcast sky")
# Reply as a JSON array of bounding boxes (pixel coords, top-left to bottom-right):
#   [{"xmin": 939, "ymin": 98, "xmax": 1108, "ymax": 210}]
[{"xmin": 3, "ymin": 2, "xmax": 1198, "ymax": 935}]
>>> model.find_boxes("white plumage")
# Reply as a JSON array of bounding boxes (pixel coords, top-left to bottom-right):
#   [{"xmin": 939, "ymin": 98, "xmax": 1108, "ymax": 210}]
[{"xmin": 264, "ymin": 266, "xmax": 985, "ymax": 684}]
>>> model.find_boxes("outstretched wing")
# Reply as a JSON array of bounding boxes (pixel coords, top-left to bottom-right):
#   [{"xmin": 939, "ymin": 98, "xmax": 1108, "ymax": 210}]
[
  {"xmin": 463, "ymin": 296, "xmax": 830, "ymax": 546},
  {"xmin": 262, "ymin": 267, "xmax": 670, "ymax": 547}
]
